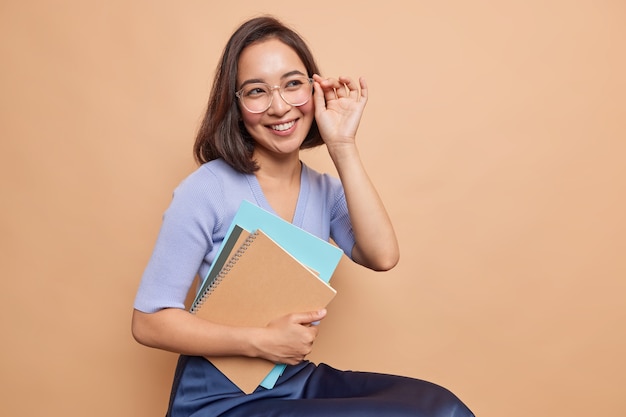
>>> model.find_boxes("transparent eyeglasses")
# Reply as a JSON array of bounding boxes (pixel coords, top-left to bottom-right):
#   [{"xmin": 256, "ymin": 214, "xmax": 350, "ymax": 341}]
[{"xmin": 235, "ymin": 76, "xmax": 313, "ymax": 113}]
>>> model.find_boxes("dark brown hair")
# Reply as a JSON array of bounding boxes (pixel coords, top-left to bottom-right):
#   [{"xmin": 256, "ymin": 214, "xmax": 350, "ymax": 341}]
[{"xmin": 193, "ymin": 16, "xmax": 323, "ymax": 173}]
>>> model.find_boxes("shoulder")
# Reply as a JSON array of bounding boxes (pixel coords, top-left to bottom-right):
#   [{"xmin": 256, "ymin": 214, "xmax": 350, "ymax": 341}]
[
  {"xmin": 301, "ymin": 162, "xmax": 345, "ymax": 205},
  {"xmin": 175, "ymin": 159, "xmax": 242, "ymax": 196},
  {"xmin": 301, "ymin": 162, "xmax": 343, "ymax": 192},
  {"xmin": 167, "ymin": 159, "xmax": 247, "ymax": 227}
]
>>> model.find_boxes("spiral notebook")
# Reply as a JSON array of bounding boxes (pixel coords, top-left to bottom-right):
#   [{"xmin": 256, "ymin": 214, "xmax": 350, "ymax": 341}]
[
  {"xmin": 191, "ymin": 200, "xmax": 344, "ymax": 391},
  {"xmin": 191, "ymin": 228, "xmax": 337, "ymax": 394},
  {"xmin": 192, "ymin": 200, "xmax": 343, "ymax": 312}
]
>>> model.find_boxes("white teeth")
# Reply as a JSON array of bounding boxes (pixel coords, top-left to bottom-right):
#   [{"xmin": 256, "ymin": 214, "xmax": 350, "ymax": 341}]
[{"xmin": 271, "ymin": 121, "xmax": 295, "ymax": 131}]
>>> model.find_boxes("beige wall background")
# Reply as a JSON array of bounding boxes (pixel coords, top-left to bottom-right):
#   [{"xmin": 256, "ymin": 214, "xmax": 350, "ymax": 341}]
[{"xmin": 1, "ymin": 1, "xmax": 625, "ymax": 416}]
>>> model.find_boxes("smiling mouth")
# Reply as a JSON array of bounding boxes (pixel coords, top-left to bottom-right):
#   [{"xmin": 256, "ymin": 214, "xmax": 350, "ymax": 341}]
[{"xmin": 270, "ymin": 120, "xmax": 296, "ymax": 132}]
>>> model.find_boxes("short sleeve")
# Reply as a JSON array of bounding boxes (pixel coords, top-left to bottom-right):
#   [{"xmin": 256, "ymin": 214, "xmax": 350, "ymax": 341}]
[
  {"xmin": 329, "ymin": 190, "xmax": 355, "ymax": 259},
  {"xmin": 133, "ymin": 169, "xmax": 225, "ymax": 313}
]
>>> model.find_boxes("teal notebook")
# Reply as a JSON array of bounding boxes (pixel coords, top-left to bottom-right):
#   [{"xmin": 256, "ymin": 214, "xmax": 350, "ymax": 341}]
[{"xmin": 191, "ymin": 200, "xmax": 343, "ymax": 389}]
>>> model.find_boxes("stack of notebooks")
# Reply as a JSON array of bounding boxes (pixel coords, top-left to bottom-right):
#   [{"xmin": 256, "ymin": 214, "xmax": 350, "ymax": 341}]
[{"xmin": 189, "ymin": 200, "xmax": 343, "ymax": 394}]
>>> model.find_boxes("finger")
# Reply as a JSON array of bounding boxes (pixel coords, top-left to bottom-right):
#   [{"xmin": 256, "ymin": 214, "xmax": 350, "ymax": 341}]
[
  {"xmin": 315, "ymin": 76, "xmax": 342, "ymax": 100},
  {"xmin": 318, "ymin": 76, "xmax": 341, "ymax": 90},
  {"xmin": 338, "ymin": 76, "xmax": 359, "ymax": 98},
  {"xmin": 292, "ymin": 309, "xmax": 327, "ymax": 325},
  {"xmin": 324, "ymin": 85, "xmax": 338, "ymax": 101},
  {"xmin": 312, "ymin": 81, "xmax": 327, "ymax": 113},
  {"xmin": 326, "ymin": 85, "xmax": 339, "ymax": 101},
  {"xmin": 359, "ymin": 76, "xmax": 368, "ymax": 101},
  {"xmin": 333, "ymin": 76, "xmax": 350, "ymax": 98},
  {"xmin": 340, "ymin": 76, "xmax": 368, "ymax": 102},
  {"xmin": 333, "ymin": 78, "xmax": 354, "ymax": 99}
]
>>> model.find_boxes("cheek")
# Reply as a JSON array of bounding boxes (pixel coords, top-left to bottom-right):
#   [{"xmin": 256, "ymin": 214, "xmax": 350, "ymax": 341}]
[
  {"xmin": 298, "ymin": 101, "xmax": 315, "ymax": 123},
  {"xmin": 240, "ymin": 111, "xmax": 263, "ymax": 131}
]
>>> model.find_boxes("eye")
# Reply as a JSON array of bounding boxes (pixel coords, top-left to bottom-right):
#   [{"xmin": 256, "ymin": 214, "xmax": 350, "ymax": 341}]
[
  {"xmin": 283, "ymin": 78, "xmax": 306, "ymax": 90},
  {"xmin": 244, "ymin": 84, "xmax": 269, "ymax": 97}
]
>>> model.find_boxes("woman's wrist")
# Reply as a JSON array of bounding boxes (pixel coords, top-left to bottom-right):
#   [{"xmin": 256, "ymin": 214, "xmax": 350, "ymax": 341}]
[
  {"xmin": 326, "ymin": 141, "xmax": 359, "ymax": 165},
  {"xmin": 241, "ymin": 326, "xmax": 267, "ymax": 359}
]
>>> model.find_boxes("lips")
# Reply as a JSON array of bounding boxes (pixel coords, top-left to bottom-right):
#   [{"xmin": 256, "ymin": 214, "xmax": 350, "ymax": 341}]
[{"xmin": 270, "ymin": 120, "xmax": 296, "ymax": 132}]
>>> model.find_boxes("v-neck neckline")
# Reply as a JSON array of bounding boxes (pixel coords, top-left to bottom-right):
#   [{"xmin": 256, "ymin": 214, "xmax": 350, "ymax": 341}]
[{"xmin": 246, "ymin": 163, "xmax": 309, "ymax": 227}]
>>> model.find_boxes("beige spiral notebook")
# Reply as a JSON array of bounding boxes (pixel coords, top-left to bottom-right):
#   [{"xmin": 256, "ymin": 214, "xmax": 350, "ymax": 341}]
[{"xmin": 191, "ymin": 228, "xmax": 337, "ymax": 394}]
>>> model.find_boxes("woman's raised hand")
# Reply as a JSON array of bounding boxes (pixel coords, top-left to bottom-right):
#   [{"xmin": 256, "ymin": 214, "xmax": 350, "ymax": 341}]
[{"xmin": 312, "ymin": 74, "xmax": 368, "ymax": 149}]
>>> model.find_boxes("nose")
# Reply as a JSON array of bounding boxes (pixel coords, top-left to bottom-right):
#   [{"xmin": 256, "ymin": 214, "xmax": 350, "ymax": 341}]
[{"xmin": 267, "ymin": 87, "xmax": 291, "ymax": 115}]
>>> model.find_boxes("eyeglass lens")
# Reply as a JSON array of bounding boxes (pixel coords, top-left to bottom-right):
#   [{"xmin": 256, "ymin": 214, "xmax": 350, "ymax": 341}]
[{"xmin": 238, "ymin": 77, "xmax": 312, "ymax": 113}]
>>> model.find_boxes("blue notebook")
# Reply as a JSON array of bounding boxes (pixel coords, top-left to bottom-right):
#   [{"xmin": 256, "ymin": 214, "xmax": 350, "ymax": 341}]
[{"xmin": 191, "ymin": 200, "xmax": 343, "ymax": 389}]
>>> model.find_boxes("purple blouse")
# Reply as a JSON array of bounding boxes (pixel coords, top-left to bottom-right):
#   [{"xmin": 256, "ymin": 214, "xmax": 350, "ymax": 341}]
[{"xmin": 134, "ymin": 158, "xmax": 354, "ymax": 313}]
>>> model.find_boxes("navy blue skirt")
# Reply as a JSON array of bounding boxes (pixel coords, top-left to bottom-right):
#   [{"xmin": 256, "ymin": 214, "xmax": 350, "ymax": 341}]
[{"xmin": 166, "ymin": 356, "xmax": 474, "ymax": 416}]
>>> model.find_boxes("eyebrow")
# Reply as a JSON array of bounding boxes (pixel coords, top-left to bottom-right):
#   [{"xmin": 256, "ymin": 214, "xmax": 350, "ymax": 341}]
[{"xmin": 239, "ymin": 70, "xmax": 307, "ymax": 88}]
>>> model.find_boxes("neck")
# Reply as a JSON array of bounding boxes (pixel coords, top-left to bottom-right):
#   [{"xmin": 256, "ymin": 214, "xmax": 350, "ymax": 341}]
[
  {"xmin": 253, "ymin": 150, "xmax": 302, "ymax": 182},
  {"xmin": 253, "ymin": 154, "xmax": 302, "ymax": 223}
]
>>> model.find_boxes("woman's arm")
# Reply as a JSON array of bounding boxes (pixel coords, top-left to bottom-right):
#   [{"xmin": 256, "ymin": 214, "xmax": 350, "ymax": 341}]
[
  {"xmin": 131, "ymin": 307, "xmax": 327, "ymax": 365},
  {"xmin": 313, "ymin": 75, "xmax": 399, "ymax": 271}
]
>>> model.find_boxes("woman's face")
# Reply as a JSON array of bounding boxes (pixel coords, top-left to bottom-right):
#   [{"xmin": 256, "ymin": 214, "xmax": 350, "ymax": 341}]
[{"xmin": 236, "ymin": 38, "xmax": 314, "ymax": 159}]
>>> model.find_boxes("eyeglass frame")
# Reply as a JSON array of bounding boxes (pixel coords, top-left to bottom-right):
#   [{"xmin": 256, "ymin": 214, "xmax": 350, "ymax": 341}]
[{"xmin": 235, "ymin": 77, "xmax": 314, "ymax": 114}]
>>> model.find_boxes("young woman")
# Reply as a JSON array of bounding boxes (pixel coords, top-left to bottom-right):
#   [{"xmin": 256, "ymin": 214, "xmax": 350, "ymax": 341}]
[{"xmin": 132, "ymin": 15, "xmax": 474, "ymax": 417}]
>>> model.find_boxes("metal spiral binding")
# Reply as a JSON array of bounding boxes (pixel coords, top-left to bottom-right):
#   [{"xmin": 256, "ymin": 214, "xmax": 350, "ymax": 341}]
[{"xmin": 190, "ymin": 231, "xmax": 259, "ymax": 313}]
